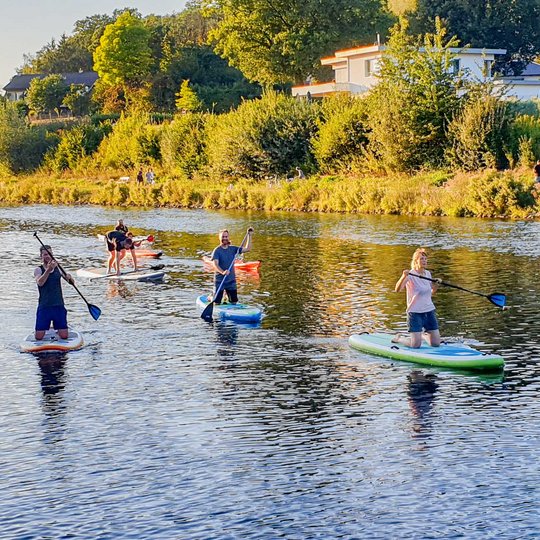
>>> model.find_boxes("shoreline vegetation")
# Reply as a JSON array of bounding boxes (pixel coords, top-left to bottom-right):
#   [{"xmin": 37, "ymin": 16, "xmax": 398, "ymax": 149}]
[
  {"xmin": 4, "ymin": 23, "xmax": 540, "ymax": 220},
  {"xmin": 1, "ymin": 168, "xmax": 537, "ymax": 219}
]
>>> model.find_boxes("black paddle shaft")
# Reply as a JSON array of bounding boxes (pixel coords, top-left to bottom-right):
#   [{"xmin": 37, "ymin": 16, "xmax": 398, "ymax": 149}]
[
  {"xmin": 33, "ymin": 232, "xmax": 102, "ymax": 320},
  {"xmin": 408, "ymin": 272, "xmax": 506, "ymax": 308}
]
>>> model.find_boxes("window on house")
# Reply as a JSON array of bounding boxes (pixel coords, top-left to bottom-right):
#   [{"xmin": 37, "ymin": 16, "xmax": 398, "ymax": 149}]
[
  {"xmin": 365, "ymin": 59, "xmax": 372, "ymax": 77},
  {"xmin": 450, "ymin": 59, "xmax": 461, "ymax": 75},
  {"xmin": 483, "ymin": 60, "xmax": 493, "ymax": 77}
]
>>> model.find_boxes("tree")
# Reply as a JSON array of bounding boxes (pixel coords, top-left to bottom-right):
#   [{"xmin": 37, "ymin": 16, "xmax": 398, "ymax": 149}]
[
  {"xmin": 400, "ymin": 0, "xmax": 540, "ymax": 75},
  {"xmin": 175, "ymin": 80, "xmax": 203, "ymax": 112},
  {"xmin": 26, "ymin": 75, "xmax": 69, "ymax": 117},
  {"xmin": 205, "ymin": 0, "xmax": 393, "ymax": 85},
  {"xmin": 365, "ymin": 19, "xmax": 462, "ymax": 172},
  {"xmin": 93, "ymin": 11, "xmax": 154, "ymax": 88},
  {"xmin": 22, "ymin": 34, "xmax": 93, "ymax": 74},
  {"xmin": 62, "ymin": 84, "xmax": 91, "ymax": 116}
]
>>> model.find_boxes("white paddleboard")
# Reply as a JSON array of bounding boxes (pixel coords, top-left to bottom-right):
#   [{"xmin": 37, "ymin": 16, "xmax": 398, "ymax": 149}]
[
  {"xmin": 97, "ymin": 234, "xmax": 151, "ymax": 243},
  {"xmin": 76, "ymin": 268, "xmax": 165, "ymax": 282},
  {"xmin": 21, "ymin": 329, "xmax": 84, "ymax": 353}
]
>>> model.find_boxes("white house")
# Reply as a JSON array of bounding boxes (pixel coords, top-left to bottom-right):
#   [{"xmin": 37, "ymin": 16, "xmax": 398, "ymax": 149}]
[
  {"xmin": 292, "ymin": 44, "xmax": 540, "ymax": 100},
  {"xmin": 497, "ymin": 62, "xmax": 540, "ymax": 100}
]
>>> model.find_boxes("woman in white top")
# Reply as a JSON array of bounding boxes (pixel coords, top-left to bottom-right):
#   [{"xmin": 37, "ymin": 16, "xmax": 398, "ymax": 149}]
[{"xmin": 393, "ymin": 248, "xmax": 442, "ymax": 348}]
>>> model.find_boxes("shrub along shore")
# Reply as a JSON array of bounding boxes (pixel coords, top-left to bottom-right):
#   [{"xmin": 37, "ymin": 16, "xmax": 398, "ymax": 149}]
[{"xmin": 1, "ymin": 168, "xmax": 536, "ymax": 219}]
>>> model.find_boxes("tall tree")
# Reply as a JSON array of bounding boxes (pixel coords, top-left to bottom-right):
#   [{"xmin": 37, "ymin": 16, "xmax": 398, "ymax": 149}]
[
  {"xmin": 399, "ymin": 0, "xmax": 540, "ymax": 75},
  {"xmin": 205, "ymin": 0, "xmax": 393, "ymax": 85},
  {"xmin": 365, "ymin": 19, "xmax": 462, "ymax": 172},
  {"xmin": 22, "ymin": 34, "xmax": 93, "ymax": 74},
  {"xmin": 26, "ymin": 75, "xmax": 69, "ymax": 117},
  {"xmin": 93, "ymin": 11, "xmax": 154, "ymax": 88},
  {"xmin": 175, "ymin": 79, "xmax": 203, "ymax": 112}
]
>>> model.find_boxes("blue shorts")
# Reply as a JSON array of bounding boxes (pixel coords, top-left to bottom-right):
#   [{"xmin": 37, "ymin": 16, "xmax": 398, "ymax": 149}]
[
  {"xmin": 35, "ymin": 305, "xmax": 68, "ymax": 331},
  {"xmin": 407, "ymin": 310, "xmax": 439, "ymax": 333},
  {"xmin": 214, "ymin": 287, "xmax": 238, "ymax": 304}
]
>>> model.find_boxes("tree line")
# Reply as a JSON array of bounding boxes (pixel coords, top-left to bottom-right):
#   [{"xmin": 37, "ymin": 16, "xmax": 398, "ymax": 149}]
[
  {"xmin": 3, "ymin": 22, "xmax": 540, "ymax": 182},
  {"xmin": 9, "ymin": 0, "xmax": 540, "ymax": 118}
]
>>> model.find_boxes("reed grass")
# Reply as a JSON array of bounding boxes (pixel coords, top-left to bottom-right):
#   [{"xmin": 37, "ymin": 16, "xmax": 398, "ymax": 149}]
[{"xmin": 0, "ymin": 168, "xmax": 537, "ymax": 219}]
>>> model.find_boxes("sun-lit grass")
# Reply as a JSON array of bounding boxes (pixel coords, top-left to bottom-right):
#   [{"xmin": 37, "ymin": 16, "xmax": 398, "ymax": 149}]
[{"xmin": 0, "ymin": 168, "xmax": 537, "ymax": 219}]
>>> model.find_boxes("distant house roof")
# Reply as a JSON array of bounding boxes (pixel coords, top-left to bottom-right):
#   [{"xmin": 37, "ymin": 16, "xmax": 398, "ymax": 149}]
[
  {"xmin": 3, "ymin": 71, "xmax": 98, "ymax": 92},
  {"xmin": 521, "ymin": 62, "xmax": 540, "ymax": 77}
]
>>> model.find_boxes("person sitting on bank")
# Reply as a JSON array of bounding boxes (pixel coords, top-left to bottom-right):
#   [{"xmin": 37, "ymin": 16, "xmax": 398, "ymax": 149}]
[
  {"xmin": 105, "ymin": 230, "xmax": 138, "ymax": 275},
  {"xmin": 211, "ymin": 228, "xmax": 253, "ymax": 304},
  {"xmin": 34, "ymin": 245, "xmax": 74, "ymax": 340}
]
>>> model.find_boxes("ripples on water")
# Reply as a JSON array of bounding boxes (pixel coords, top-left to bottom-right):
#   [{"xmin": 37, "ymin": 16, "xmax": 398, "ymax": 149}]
[{"xmin": 1, "ymin": 205, "xmax": 540, "ymax": 538}]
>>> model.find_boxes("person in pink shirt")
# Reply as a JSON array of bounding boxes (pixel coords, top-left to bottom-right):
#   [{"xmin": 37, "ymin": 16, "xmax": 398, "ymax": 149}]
[{"xmin": 393, "ymin": 248, "xmax": 442, "ymax": 348}]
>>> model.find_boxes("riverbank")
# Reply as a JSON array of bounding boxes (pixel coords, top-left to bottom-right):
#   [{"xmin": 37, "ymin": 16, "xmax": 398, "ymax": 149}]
[{"xmin": 0, "ymin": 168, "xmax": 536, "ymax": 219}]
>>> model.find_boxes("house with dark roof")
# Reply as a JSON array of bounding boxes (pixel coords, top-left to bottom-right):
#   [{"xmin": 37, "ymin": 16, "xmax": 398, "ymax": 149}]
[{"xmin": 2, "ymin": 71, "xmax": 98, "ymax": 101}]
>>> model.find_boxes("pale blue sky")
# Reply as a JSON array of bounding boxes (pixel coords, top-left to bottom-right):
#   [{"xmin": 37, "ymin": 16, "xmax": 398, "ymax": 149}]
[{"xmin": 0, "ymin": 0, "xmax": 188, "ymax": 90}]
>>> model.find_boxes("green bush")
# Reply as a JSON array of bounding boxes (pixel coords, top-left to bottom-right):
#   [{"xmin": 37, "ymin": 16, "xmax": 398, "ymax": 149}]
[
  {"xmin": 446, "ymin": 90, "xmax": 512, "ymax": 171},
  {"xmin": 312, "ymin": 94, "xmax": 368, "ymax": 172},
  {"xmin": 93, "ymin": 111, "xmax": 162, "ymax": 169},
  {"xmin": 45, "ymin": 123, "xmax": 110, "ymax": 172},
  {"xmin": 205, "ymin": 90, "xmax": 318, "ymax": 179},
  {"xmin": 0, "ymin": 102, "xmax": 56, "ymax": 173},
  {"xmin": 160, "ymin": 113, "xmax": 207, "ymax": 178}
]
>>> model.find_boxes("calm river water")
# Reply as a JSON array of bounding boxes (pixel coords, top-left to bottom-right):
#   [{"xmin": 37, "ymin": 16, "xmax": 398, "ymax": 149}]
[{"xmin": 2, "ymin": 205, "xmax": 540, "ymax": 538}]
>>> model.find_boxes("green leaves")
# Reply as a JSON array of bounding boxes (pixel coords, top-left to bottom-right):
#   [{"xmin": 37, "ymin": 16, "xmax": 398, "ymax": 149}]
[
  {"xmin": 26, "ymin": 75, "xmax": 69, "ymax": 116},
  {"xmin": 207, "ymin": 0, "xmax": 392, "ymax": 85},
  {"xmin": 93, "ymin": 12, "xmax": 153, "ymax": 88}
]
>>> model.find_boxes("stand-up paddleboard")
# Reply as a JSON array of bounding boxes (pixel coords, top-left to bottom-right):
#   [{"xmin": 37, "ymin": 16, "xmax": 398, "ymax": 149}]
[
  {"xmin": 97, "ymin": 234, "xmax": 152, "ymax": 243},
  {"xmin": 349, "ymin": 332, "xmax": 504, "ymax": 370},
  {"xmin": 21, "ymin": 329, "xmax": 84, "ymax": 353},
  {"xmin": 196, "ymin": 295, "xmax": 262, "ymax": 323},
  {"xmin": 76, "ymin": 268, "xmax": 165, "ymax": 282},
  {"xmin": 202, "ymin": 256, "xmax": 261, "ymax": 272}
]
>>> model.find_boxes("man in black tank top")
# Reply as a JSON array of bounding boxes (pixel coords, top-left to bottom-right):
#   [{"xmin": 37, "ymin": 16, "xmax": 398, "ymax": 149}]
[{"xmin": 34, "ymin": 245, "xmax": 74, "ymax": 340}]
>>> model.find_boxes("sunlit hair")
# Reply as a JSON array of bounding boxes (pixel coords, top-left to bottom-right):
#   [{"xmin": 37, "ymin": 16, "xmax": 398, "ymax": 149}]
[
  {"xmin": 411, "ymin": 248, "xmax": 428, "ymax": 271},
  {"xmin": 219, "ymin": 229, "xmax": 229, "ymax": 242}
]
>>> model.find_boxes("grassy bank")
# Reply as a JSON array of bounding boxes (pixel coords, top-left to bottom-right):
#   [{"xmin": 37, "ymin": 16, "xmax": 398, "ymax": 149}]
[{"xmin": 0, "ymin": 169, "xmax": 537, "ymax": 219}]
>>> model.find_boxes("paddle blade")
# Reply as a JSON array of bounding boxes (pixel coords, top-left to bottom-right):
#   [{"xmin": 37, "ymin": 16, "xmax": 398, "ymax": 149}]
[
  {"xmin": 88, "ymin": 303, "xmax": 102, "ymax": 320},
  {"xmin": 147, "ymin": 235, "xmax": 155, "ymax": 242},
  {"xmin": 201, "ymin": 301, "xmax": 214, "ymax": 322},
  {"xmin": 488, "ymin": 293, "xmax": 506, "ymax": 308}
]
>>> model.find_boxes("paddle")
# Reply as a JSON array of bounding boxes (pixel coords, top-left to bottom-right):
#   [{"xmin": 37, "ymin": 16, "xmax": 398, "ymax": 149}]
[
  {"xmin": 201, "ymin": 229, "xmax": 251, "ymax": 322},
  {"xmin": 34, "ymin": 232, "xmax": 102, "ymax": 320},
  {"xmin": 409, "ymin": 272, "xmax": 507, "ymax": 309}
]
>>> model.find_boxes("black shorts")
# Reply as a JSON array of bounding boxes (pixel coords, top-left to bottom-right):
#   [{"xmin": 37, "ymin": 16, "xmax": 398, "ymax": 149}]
[{"xmin": 107, "ymin": 241, "xmax": 124, "ymax": 252}]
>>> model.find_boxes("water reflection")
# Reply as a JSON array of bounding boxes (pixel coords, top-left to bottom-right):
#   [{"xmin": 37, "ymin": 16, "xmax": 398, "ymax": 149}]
[
  {"xmin": 407, "ymin": 370, "xmax": 438, "ymax": 440},
  {"xmin": 106, "ymin": 281, "xmax": 134, "ymax": 299},
  {"xmin": 37, "ymin": 353, "xmax": 68, "ymax": 419},
  {"xmin": 215, "ymin": 321, "xmax": 239, "ymax": 358}
]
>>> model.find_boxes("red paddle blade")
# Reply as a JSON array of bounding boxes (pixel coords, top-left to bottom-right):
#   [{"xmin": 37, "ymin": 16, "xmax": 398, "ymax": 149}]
[{"xmin": 146, "ymin": 235, "xmax": 155, "ymax": 243}]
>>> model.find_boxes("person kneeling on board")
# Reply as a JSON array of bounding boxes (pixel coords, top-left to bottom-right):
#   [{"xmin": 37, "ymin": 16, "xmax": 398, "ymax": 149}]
[
  {"xmin": 210, "ymin": 228, "xmax": 253, "ymax": 304},
  {"xmin": 105, "ymin": 230, "xmax": 138, "ymax": 275},
  {"xmin": 34, "ymin": 245, "xmax": 74, "ymax": 340},
  {"xmin": 393, "ymin": 247, "xmax": 442, "ymax": 348}
]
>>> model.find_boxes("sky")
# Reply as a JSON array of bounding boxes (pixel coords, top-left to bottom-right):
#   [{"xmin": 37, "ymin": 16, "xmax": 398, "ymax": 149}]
[{"xmin": 0, "ymin": 0, "xmax": 188, "ymax": 90}]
